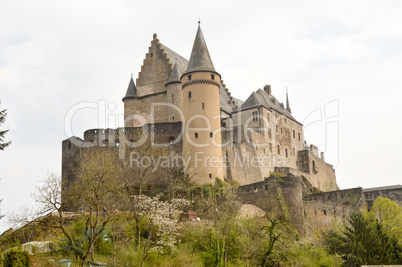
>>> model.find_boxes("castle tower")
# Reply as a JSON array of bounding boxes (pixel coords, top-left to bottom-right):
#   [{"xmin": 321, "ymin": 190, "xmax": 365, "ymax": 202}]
[
  {"xmin": 181, "ymin": 24, "xmax": 224, "ymax": 184},
  {"xmin": 122, "ymin": 75, "xmax": 138, "ymax": 127},
  {"xmin": 166, "ymin": 62, "xmax": 183, "ymax": 122}
]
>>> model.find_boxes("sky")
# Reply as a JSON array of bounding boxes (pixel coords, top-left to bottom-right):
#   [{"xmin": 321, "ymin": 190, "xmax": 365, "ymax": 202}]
[{"xmin": 1, "ymin": 0, "xmax": 402, "ymax": 233}]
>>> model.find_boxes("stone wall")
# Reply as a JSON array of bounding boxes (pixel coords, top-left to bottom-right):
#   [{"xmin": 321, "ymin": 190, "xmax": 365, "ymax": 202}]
[
  {"xmin": 303, "ymin": 188, "xmax": 364, "ymax": 235},
  {"xmin": 237, "ymin": 174, "xmax": 305, "ymax": 235}
]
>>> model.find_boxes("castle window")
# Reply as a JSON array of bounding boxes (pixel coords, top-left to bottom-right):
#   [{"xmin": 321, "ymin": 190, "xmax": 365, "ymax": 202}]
[
  {"xmin": 202, "ymin": 103, "xmax": 205, "ymax": 109},
  {"xmin": 281, "ymin": 127, "xmax": 283, "ymax": 134},
  {"xmin": 172, "ymin": 94, "xmax": 174, "ymax": 104},
  {"xmin": 276, "ymin": 126, "xmax": 278, "ymax": 132},
  {"xmin": 150, "ymin": 53, "xmax": 153, "ymax": 57},
  {"xmin": 252, "ymin": 111, "xmax": 258, "ymax": 122},
  {"xmin": 210, "ymin": 132, "xmax": 213, "ymax": 138},
  {"xmin": 285, "ymin": 148, "xmax": 288, "ymax": 158},
  {"xmin": 195, "ymin": 133, "xmax": 198, "ymax": 139},
  {"xmin": 209, "ymin": 173, "xmax": 212, "ymax": 179},
  {"xmin": 315, "ymin": 210, "xmax": 317, "ymax": 216},
  {"xmin": 293, "ymin": 130, "xmax": 295, "ymax": 138},
  {"xmin": 298, "ymin": 132, "xmax": 301, "ymax": 141},
  {"xmin": 188, "ymin": 91, "xmax": 192, "ymax": 99},
  {"xmin": 264, "ymin": 148, "xmax": 266, "ymax": 154},
  {"xmin": 293, "ymin": 148, "xmax": 295, "ymax": 155},
  {"xmin": 277, "ymin": 145, "xmax": 280, "ymax": 155},
  {"xmin": 188, "ymin": 75, "xmax": 192, "ymax": 81},
  {"xmin": 68, "ymin": 141, "xmax": 71, "ymax": 148},
  {"xmin": 285, "ymin": 118, "xmax": 287, "ymax": 123},
  {"xmin": 296, "ymin": 160, "xmax": 298, "ymax": 166},
  {"xmin": 211, "ymin": 74, "xmax": 215, "ymax": 80},
  {"xmin": 334, "ymin": 210, "xmax": 336, "ymax": 216},
  {"xmin": 269, "ymin": 143, "xmax": 272, "ymax": 152},
  {"xmin": 172, "ymin": 116, "xmax": 175, "ymax": 121},
  {"xmin": 265, "ymin": 185, "xmax": 268, "ymax": 190},
  {"xmin": 323, "ymin": 210, "xmax": 327, "ymax": 215}
]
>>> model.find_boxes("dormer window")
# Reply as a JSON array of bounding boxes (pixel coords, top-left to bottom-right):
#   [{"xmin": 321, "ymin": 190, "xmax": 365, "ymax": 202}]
[
  {"xmin": 211, "ymin": 74, "xmax": 215, "ymax": 80},
  {"xmin": 188, "ymin": 75, "xmax": 192, "ymax": 81}
]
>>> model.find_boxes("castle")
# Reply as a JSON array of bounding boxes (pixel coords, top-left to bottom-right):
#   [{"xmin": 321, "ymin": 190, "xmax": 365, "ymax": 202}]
[
  {"xmin": 62, "ymin": 23, "xmax": 402, "ymax": 235},
  {"xmin": 63, "ymin": 23, "xmax": 337, "ymax": 191}
]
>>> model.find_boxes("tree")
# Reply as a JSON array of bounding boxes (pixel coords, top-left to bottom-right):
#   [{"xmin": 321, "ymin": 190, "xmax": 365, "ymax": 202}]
[
  {"xmin": 368, "ymin": 197, "xmax": 402, "ymax": 239},
  {"xmin": 0, "ymin": 101, "xmax": 11, "ymax": 150},
  {"xmin": 130, "ymin": 194, "xmax": 189, "ymax": 267},
  {"xmin": 30, "ymin": 148, "xmax": 125, "ymax": 266},
  {"xmin": 324, "ymin": 211, "xmax": 402, "ymax": 265}
]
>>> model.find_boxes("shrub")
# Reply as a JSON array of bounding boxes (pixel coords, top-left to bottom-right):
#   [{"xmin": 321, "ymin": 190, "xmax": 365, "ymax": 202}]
[
  {"xmin": 0, "ymin": 249, "xmax": 3, "ymax": 267},
  {"xmin": 4, "ymin": 248, "xmax": 31, "ymax": 267}
]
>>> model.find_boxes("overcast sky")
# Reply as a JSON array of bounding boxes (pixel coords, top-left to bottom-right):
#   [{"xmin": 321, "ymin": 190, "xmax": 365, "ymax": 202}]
[{"xmin": 1, "ymin": 0, "xmax": 402, "ymax": 233}]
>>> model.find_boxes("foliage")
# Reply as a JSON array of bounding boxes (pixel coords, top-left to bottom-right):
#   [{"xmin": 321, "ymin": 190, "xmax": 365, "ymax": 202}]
[
  {"xmin": 324, "ymin": 210, "xmax": 402, "ymax": 266},
  {"xmin": 3, "ymin": 249, "xmax": 31, "ymax": 267},
  {"xmin": 0, "ymin": 102, "xmax": 11, "ymax": 151},
  {"xmin": 367, "ymin": 196, "xmax": 402, "ymax": 240},
  {"xmin": 0, "ymin": 249, "xmax": 3, "ymax": 267}
]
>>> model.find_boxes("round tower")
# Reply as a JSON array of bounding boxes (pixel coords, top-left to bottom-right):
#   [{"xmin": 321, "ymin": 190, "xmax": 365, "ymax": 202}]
[
  {"xmin": 122, "ymin": 75, "xmax": 138, "ymax": 127},
  {"xmin": 165, "ymin": 62, "xmax": 183, "ymax": 122},
  {"xmin": 182, "ymin": 24, "xmax": 224, "ymax": 184}
]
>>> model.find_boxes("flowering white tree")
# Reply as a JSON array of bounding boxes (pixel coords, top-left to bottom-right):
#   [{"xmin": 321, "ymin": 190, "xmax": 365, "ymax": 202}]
[{"xmin": 131, "ymin": 194, "xmax": 189, "ymax": 266}]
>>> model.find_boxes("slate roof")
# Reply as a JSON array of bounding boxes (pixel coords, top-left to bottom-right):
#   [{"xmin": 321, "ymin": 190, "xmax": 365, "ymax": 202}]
[
  {"xmin": 183, "ymin": 25, "xmax": 218, "ymax": 75},
  {"xmin": 122, "ymin": 76, "xmax": 137, "ymax": 100},
  {"xmin": 240, "ymin": 89, "xmax": 299, "ymax": 123},
  {"xmin": 166, "ymin": 62, "xmax": 182, "ymax": 86},
  {"xmin": 160, "ymin": 43, "xmax": 188, "ymax": 74}
]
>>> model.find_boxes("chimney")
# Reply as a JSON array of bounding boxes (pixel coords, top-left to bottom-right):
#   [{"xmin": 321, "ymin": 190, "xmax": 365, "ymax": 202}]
[{"xmin": 264, "ymin": 84, "xmax": 272, "ymax": 95}]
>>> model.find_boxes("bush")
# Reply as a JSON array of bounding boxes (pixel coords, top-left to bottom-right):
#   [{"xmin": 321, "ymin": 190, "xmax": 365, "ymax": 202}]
[
  {"xmin": 0, "ymin": 249, "xmax": 3, "ymax": 267},
  {"xmin": 4, "ymin": 249, "xmax": 31, "ymax": 267}
]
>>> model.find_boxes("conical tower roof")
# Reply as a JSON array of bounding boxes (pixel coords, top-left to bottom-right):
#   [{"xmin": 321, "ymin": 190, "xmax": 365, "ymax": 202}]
[
  {"xmin": 166, "ymin": 62, "xmax": 182, "ymax": 87},
  {"xmin": 286, "ymin": 89, "xmax": 292, "ymax": 113},
  {"xmin": 122, "ymin": 76, "xmax": 137, "ymax": 101},
  {"xmin": 183, "ymin": 24, "xmax": 219, "ymax": 76}
]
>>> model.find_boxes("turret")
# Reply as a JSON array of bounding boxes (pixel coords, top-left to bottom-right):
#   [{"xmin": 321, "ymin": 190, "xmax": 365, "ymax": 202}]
[
  {"xmin": 166, "ymin": 62, "xmax": 183, "ymax": 122},
  {"xmin": 122, "ymin": 75, "xmax": 138, "ymax": 127},
  {"xmin": 181, "ymin": 23, "xmax": 224, "ymax": 184}
]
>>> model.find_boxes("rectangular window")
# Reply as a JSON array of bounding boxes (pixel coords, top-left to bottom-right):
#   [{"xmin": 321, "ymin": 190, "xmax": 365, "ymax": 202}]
[
  {"xmin": 293, "ymin": 130, "xmax": 295, "ymax": 138},
  {"xmin": 210, "ymin": 132, "xmax": 213, "ymax": 138},
  {"xmin": 188, "ymin": 75, "xmax": 192, "ymax": 81},
  {"xmin": 188, "ymin": 91, "xmax": 192, "ymax": 98},
  {"xmin": 285, "ymin": 148, "xmax": 288, "ymax": 158},
  {"xmin": 211, "ymin": 74, "xmax": 215, "ymax": 80},
  {"xmin": 277, "ymin": 145, "xmax": 280, "ymax": 155},
  {"xmin": 298, "ymin": 132, "xmax": 301, "ymax": 141},
  {"xmin": 195, "ymin": 133, "xmax": 198, "ymax": 139},
  {"xmin": 202, "ymin": 102, "xmax": 205, "ymax": 109},
  {"xmin": 209, "ymin": 173, "xmax": 212, "ymax": 178},
  {"xmin": 269, "ymin": 142, "xmax": 272, "ymax": 152},
  {"xmin": 252, "ymin": 111, "xmax": 258, "ymax": 122}
]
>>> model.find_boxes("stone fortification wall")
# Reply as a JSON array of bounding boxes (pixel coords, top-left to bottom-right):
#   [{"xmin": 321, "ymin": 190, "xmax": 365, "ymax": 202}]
[
  {"xmin": 363, "ymin": 186, "xmax": 402, "ymax": 209},
  {"xmin": 298, "ymin": 149, "xmax": 337, "ymax": 192},
  {"xmin": 237, "ymin": 174, "xmax": 305, "ymax": 235},
  {"xmin": 303, "ymin": 188, "xmax": 364, "ymax": 235}
]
